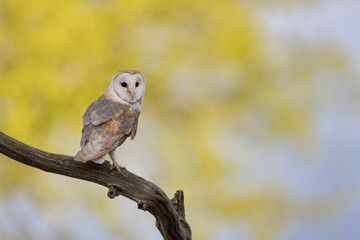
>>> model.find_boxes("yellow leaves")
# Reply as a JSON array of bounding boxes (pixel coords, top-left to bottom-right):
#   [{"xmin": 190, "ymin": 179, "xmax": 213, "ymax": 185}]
[
  {"xmin": 203, "ymin": 3, "xmax": 259, "ymax": 61},
  {"xmin": 0, "ymin": 0, "xmax": 350, "ymax": 239}
]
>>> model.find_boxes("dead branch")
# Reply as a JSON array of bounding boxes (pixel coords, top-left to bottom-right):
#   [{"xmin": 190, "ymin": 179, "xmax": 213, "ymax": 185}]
[{"xmin": 0, "ymin": 131, "xmax": 191, "ymax": 240}]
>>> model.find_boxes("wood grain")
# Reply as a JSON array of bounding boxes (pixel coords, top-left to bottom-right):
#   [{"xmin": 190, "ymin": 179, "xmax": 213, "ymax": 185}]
[{"xmin": 0, "ymin": 131, "xmax": 191, "ymax": 240}]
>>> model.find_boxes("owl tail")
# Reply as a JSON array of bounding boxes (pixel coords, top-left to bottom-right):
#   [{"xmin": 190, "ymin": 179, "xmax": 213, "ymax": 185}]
[
  {"xmin": 74, "ymin": 141, "xmax": 108, "ymax": 164},
  {"xmin": 74, "ymin": 150, "xmax": 105, "ymax": 164},
  {"xmin": 74, "ymin": 149, "xmax": 87, "ymax": 162}
]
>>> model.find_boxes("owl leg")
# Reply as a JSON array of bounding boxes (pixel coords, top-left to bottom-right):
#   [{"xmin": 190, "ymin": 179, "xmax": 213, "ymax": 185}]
[{"xmin": 109, "ymin": 149, "xmax": 126, "ymax": 173}]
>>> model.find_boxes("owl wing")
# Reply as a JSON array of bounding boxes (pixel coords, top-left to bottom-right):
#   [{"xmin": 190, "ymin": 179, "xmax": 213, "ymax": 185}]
[
  {"xmin": 82, "ymin": 95, "xmax": 129, "ymax": 127},
  {"xmin": 75, "ymin": 96, "xmax": 139, "ymax": 162}
]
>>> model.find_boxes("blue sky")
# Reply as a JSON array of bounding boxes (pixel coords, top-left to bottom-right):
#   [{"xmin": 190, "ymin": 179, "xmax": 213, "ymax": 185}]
[
  {"xmin": 0, "ymin": 1, "xmax": 359, "ymax": 239},
  {"xmin": 261, "ymin": 1, "xmax": 360, "ymax": 239}
]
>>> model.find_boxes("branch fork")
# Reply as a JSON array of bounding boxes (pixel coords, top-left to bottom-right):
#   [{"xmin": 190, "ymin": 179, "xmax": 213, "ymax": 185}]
[{"xmin": 0, "ymin": 132, "xmax": 191, "ymax": 240}]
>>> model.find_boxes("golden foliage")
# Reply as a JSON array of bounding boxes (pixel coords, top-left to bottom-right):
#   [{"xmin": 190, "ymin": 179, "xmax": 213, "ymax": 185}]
[{"xmin": 0, "ymin": 0, "xmax": 347, "ymax": 239}]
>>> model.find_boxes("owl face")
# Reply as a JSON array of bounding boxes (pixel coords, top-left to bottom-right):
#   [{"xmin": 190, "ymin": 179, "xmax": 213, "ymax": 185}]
[{"xmin": 111, "ymin": 71, "xmax": 145, "ymax": 104}]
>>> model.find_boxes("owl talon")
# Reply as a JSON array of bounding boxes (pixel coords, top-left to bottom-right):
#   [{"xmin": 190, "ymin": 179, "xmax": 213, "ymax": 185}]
[
  {"xmin": 75, "ymin": 70, "xmax": 144, "ymax": 174},
  {"xmin": 110, "ymin": 163, "xmax": 126, "ymax": 173}
]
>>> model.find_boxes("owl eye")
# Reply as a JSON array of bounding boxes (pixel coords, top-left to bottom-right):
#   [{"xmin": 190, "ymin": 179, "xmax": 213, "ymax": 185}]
[
  {"xmin": 135, "ymin": 82, "xmax": 139, "ymax": 87},
  {"xmin": 121, "ymin": 82, "xmax": 127, "ymax": 87}
]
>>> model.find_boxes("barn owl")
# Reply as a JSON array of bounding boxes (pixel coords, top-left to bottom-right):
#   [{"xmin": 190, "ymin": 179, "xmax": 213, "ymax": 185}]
[{"xmin": 74, "ymin": 70, "xmax": 145, "ymax": 173}]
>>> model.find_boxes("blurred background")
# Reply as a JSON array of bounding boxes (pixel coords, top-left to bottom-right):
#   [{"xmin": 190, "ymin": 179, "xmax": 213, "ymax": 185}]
[{"xmin": 0, "ymin": 0, "xmax": 359, "ymax": 239}]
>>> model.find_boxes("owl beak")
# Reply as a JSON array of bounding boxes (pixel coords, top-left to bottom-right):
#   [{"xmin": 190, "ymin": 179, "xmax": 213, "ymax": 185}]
[{"xmin": 127, "ymin": 88, "xmax": 135, "ymax": 98}]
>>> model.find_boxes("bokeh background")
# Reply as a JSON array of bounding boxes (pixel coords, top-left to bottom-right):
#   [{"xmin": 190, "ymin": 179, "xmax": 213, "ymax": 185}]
[{"xmin": 0, "ymin": 0, "xmax": 359, "ymax": 239}]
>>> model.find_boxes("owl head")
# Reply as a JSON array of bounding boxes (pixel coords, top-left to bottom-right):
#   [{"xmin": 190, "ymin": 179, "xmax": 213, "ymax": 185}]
[{"xmin": 109, "ymin": 70, "xmax": 145, "ymax": 104}]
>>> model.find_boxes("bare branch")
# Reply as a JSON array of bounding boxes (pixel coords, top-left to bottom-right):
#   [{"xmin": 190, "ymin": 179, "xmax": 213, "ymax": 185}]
[{"xmin": 0, "ymin": 131, "xmax": 191, "ymax": 240}]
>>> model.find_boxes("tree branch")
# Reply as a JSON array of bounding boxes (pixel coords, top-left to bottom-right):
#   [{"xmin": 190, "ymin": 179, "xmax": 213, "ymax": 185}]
[{"xmin": 0, "ymin": 131, "xmax": 191, "ymax": 240}]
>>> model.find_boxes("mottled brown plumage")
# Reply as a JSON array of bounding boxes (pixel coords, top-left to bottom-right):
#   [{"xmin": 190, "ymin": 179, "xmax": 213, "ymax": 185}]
[
  {"xmin": 74, "ymin": 94, "xmax": 139, "ymax": 162},
  {"xmin": 74, "ymin": 70, "xmax": 145, "ymax": 173}
]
